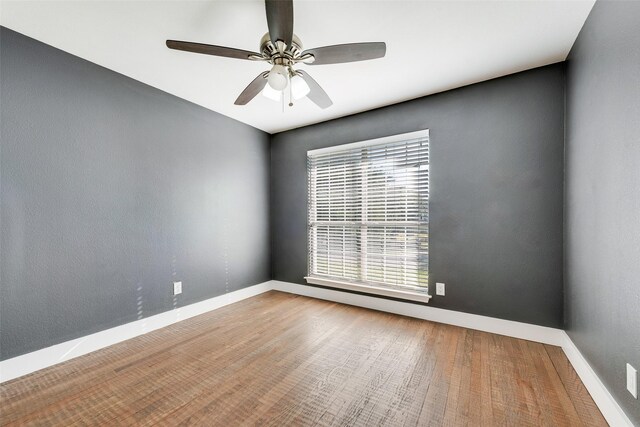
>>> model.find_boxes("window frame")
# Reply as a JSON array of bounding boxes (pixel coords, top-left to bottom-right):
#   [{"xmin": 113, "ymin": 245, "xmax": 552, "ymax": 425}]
[{"xmin": 305, "ymin": 129, "xmax": 431, "ymax": 303}]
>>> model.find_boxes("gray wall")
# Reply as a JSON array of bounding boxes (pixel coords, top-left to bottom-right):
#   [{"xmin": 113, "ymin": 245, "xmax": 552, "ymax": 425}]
[
  {"xmin": 565, "ymin": 1, "xmax": 640, "ymax": 423},
  {"xmin": 0, "ymin": 27, "xmax": 271, "ymax": 360},
  {"xmin": 271, "ymin": 64, "xmax": 565, "ymax": 328}
]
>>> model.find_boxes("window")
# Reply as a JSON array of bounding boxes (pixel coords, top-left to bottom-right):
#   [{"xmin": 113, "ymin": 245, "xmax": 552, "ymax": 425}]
[{"xmin": 306, "ymin": 130, "xmax": 430, "ymax": 301}]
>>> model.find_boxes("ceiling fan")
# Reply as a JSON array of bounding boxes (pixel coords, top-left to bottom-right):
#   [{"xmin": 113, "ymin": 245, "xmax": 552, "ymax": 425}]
[{"xmin": 166, "ymin": 0, "xmax": 386, "ymax": 109}]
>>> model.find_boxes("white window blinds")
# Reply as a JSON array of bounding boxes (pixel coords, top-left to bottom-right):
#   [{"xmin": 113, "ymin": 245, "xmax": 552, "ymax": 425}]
[{"xmin": 307, "ymin": 130, "xmax": 429, "ymax": 293}]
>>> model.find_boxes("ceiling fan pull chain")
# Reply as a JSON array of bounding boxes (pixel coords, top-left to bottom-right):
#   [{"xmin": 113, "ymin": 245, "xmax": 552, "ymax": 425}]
[{"xmin": 289, "ymin": 74, "xmax": 294, "ymax": 107}]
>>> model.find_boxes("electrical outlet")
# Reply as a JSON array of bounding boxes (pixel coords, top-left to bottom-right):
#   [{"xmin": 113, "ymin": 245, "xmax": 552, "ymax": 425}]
[
  {"xmin": 627, "ymin": 363, "xmax": 638, "ymax": 399},
  {"xmin": 173, "ymin": 281, "xmax": 182, "ymax": 296},
  {"xmin": 436, "ymin": 282, "xmax": 445, "ymax": 296}
]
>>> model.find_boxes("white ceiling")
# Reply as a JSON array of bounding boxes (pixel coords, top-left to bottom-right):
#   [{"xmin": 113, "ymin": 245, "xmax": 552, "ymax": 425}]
[{"xmin": 1, "ymin": 0, "xmax": 594, "ymax": 134}]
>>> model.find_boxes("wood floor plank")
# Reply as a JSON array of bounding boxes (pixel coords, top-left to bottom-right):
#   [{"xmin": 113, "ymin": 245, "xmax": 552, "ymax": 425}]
[
  {"xmin": 544, "ymin": 344, "xmax": 608, "ymax": 427},
  {"xmin": 397, "ymin": 322, "xmax": 441, "ymax": 427},
  {"xmin": 417, "ymin": 324, "xmax": 460, "ymax": 426},
  {"xmin": 527, "ymin": 341, "xmax": 585, "ymax": 426},
  {"xmin": 514, "ymin": 338, "xmax": 559, "ymax": 426},
  {"xmin": 0, "ymin": 291, "xmax": 607, "ymax": 426},
  {"xmin": 478, "ymin": 331, "xmax": 495, "ymax": 426},
  {"xmin": 441, "ymin": 328, "xmax": 471, "ymax": 426},
  {"xmin": 453, "ymin": 328, "xmax": 475, "ymax": 425}
]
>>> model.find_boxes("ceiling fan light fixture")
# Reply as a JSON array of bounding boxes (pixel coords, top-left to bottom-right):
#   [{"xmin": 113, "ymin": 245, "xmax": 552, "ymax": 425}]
[
  {"xmin": 166, "ymin": 0, "xmax": 386, "ymax": 109},
  {"xmin": 267, "ymin": 64, "xmax": 288, "ymax": 90},
  {"xmin": 262, "ymin": 84, "xmax": 282, "ymax": 101},
  {"xmin": 291, "ymin": 75, "xmax": 310, "ymax": 100}
]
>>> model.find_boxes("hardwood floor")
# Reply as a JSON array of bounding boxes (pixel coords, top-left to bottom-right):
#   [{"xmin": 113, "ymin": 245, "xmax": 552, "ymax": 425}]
[{"xmin": 0, "ymin": 291, "xmax": 606, "ymax": 426}]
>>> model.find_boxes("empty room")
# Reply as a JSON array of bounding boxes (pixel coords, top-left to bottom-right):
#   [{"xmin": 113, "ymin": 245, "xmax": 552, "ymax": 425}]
[{"xmin": 1, "ymin": 0, "xmax": 638, "ymax": 425}]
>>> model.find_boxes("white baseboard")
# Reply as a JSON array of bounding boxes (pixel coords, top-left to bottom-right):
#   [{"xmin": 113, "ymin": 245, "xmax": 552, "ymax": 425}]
[
  {"xmin": 0, "ymin": 281, "xmax": 272, "ymax": 383},
  {"xmin": 560, "ymin": 332, "xmax": 634, "ymax": 427},
  {"xmin": 271, "ymin": 280, "xmax": 565, "ymax": 346}
]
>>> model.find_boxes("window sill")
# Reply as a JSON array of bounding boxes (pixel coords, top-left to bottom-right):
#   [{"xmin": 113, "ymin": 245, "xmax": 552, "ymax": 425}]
[{"xmin": 304, "ymin": 277, "xmax": 432, "ymax": 303}]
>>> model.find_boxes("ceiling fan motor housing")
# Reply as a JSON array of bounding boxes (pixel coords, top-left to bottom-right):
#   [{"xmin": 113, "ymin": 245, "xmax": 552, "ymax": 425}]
[{"xmin": 259, "ymin": 33, "xmax": 304, "ymax": 65}]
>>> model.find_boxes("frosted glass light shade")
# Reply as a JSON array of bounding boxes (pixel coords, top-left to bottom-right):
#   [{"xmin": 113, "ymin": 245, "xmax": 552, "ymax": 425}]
[
  {"xmin": 267, "ymin": 65, "xmax": 288, "ymax": 90},
  {"xmin": 262, "ymin": 84, "xmax": 282, "ymax": 101},
  {"xmin": 291, "ymin": 75, "xmax": 310, "ymax": 100}
]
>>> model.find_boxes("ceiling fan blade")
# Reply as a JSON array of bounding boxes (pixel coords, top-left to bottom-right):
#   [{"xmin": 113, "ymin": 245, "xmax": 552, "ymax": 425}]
[
  {"xmin": 297, "ymin": 71, "xmax": 333, "ymax": 109},
  {"xmin": 234, "ymin": 72, "xmax": 269, "ymax": 105},
  {"xmin": 265, "ymin": 0, "xmax": 294, "ymax": 48},
  {"xmin": 166, "ymin": 40, "xmax": 260, "ymax": 60},
  {"xmin": 302, "ymin": 42, "xmax": 386, "ymax": 65}
]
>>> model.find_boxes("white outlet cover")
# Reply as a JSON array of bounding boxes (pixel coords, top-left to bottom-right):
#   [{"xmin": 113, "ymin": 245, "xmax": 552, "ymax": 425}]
[
  {"xmin": 436, "ymin": 282, "xmax": 445, "ymax": 296},
  {"xmin": 173, "ymin": 281, "xmax": 182, "ymax": 296},
  {"xmin": 628, "ymin": 363, "xmax": 638, "ymax": 399}
]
